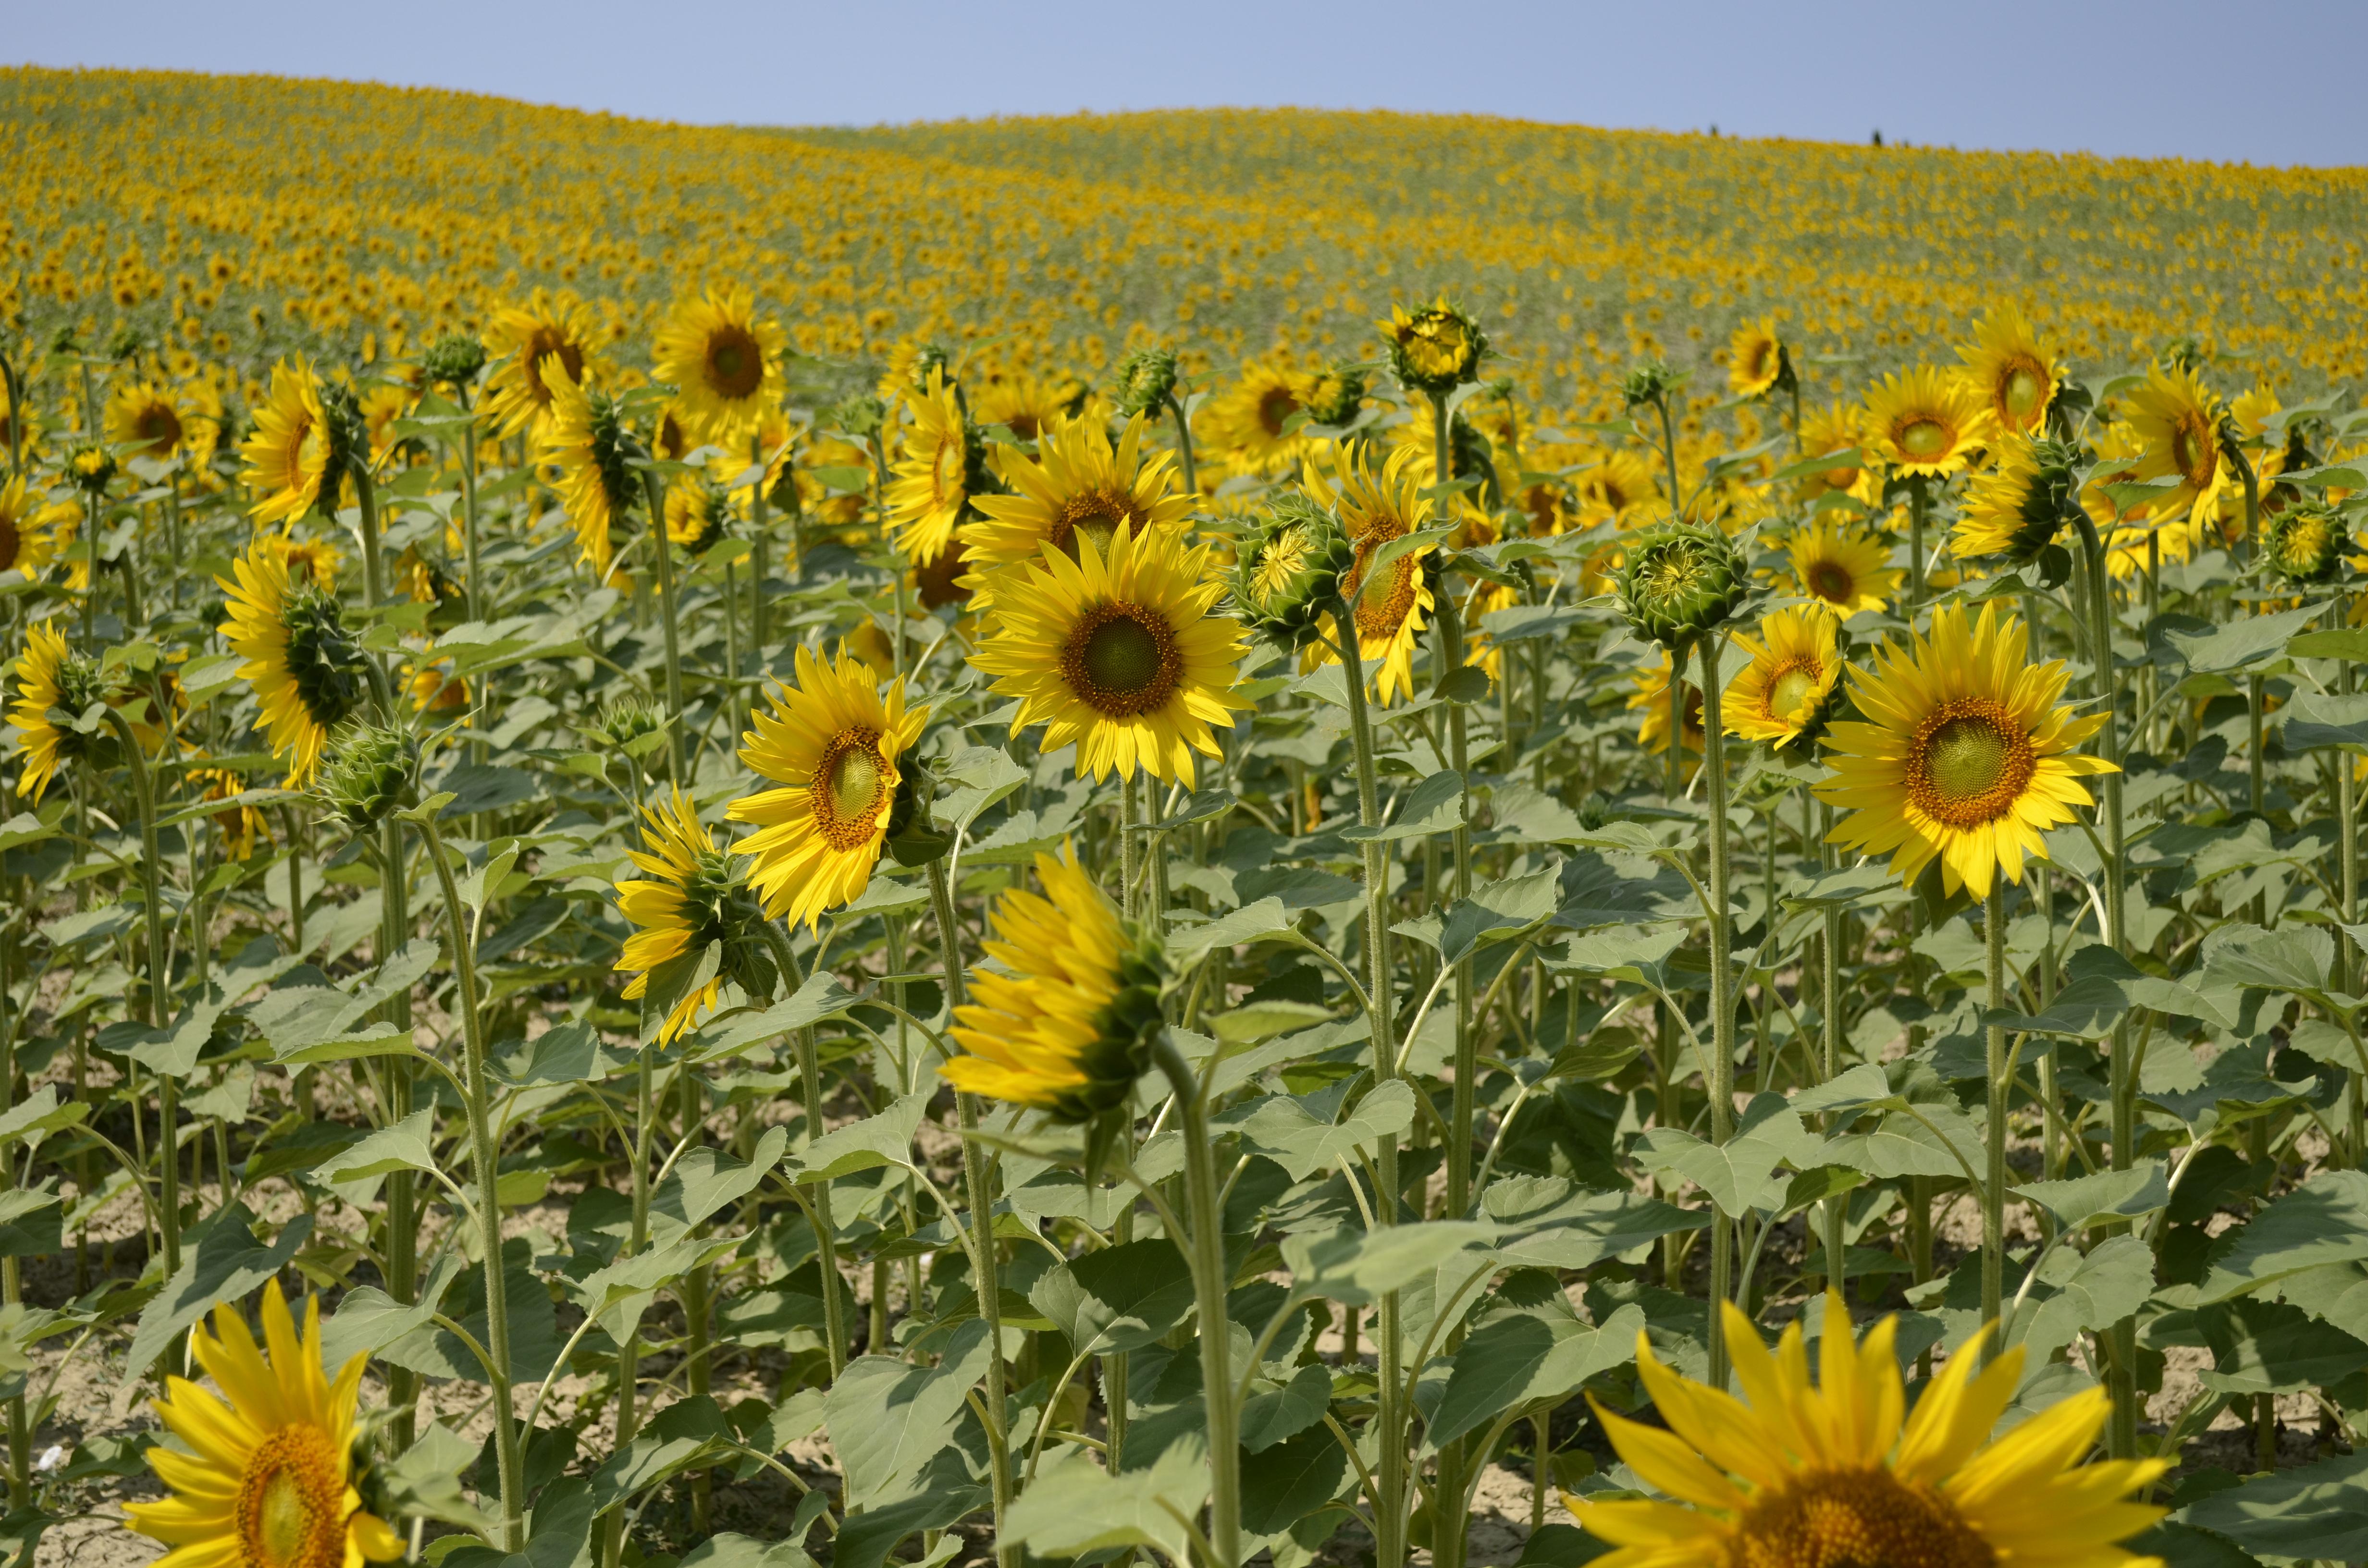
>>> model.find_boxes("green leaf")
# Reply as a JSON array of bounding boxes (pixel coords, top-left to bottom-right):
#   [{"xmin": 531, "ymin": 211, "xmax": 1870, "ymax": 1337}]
[
  {"xmin": 1342, "ymin": 770, "xmax": 1465, "ymax": 843},
  {"xmin": 1635, "ymin": 1096, "xmax": 1827, "ymax": 1216},
  {"xmin": 1425, "ymin": 1302, "xmax": 1645, "ymax": 1451},
  {"xmin": 2017, "ymin": 1236, "xmax": 2156, "ymax": 1366},
  {"xmin": 1361, "ymin": 523, "xmax": 1454, "ymax": 585},
  {"xmin": 323, "ymin": 1108, "xmax": 439, "ymax": 1186},
  {"xmin": 699, "ymin": 970, "xmax": 864, "ymax": 1056},
  {"xmin": 586, "ymin": 1396, "xmax": 734, "ymax": 1512},
  {"xmin": 789, "ymin": 1091, "xmax": 929, "ymax": 1182},
  {"xmin": 2011, "ymin": 1162, "xmax": 2169, "ymax": 1233},
  {"xmin": 1211, "ymin": 999, "xmax": 1337, "ymax": 1047},
  {"xmin": 1235, "ymin": 1081, "xmax": 1418, "ymax": 1182},
  {"xmin": 1281, "ymin": 1220, "xmax": 1494, "ymax": 1307},
  {"xmin": 320, "ymin": 1254, "xmax": 466, "ymax": 1372},
  {"xmin": 647, "ymin": 1126, "xmax": 788, "ymax": 1247},
  {"xmin": 2198, "ymin": 1170, "xmax": 2368, "ymax": 1304},
  {"xmin": 2177, "ymin": 1450, "xmax": 2368, "ymax": 1560},
  {"xmin": 1434, "ymin": 868, "xmax": 1562, "ymax": 963},
  {"xmin": 571, "ymin": 1231, "xmax": 749, "ymax": 1347},
  {"xmin": 378, "ymin": 1421, "xmax": 498, "ymax": 1534},
  {"xmin": 2282, "ymin": 691, "xmax": 2368, "ymax": 751},
  {"xmin": 1166, "ymin": 896, "xmax": 1295, "ymax": 967},
  {"xmin": 2289, "ymin": 626, "xmax": 2368, "ymax": 661},
  {"xmin": 1239, "ymin": 1363, "xmax": 1334, "ymax": 1454},
  {"xmin": 826, "ymin": 1318, "xmax": 994, "ymax": 1508},
  {"xmin": 1238, "ymin": 1425, "xmax": 1352, "ymax": 1539},
  {"xmin": 122, "ymin": 1204, "xmax": 314, "ymax": 1386},
  {"xmin": 2199, "ymin": 1298, "xmax": 2368, "ymax": 1396},
  {"xmin": 2200, "ymin": 922, "xmax": 2332, "ymax": 998},
  {"xmin": 382, "ymin": 1242, "xmax": 563, "ymax": 1383},
  {"xmin": 2163, "ymin": 600, "xmax": 2328, "ymax": 673},
  {"xmin": 678, "ymin": 1534, "xmax": 815, "ymax": 1568},
  {"xmin": 1003, "ymin": 1441, "xmax": 1205, "ymax": 1562},
  {"xmin": 1481, "ymin": 1181, "xmax": 1706, "ymax": 1269},
  {"xmin": 1029, "ymin": 1239, "xmax": 1196, "ymax": 1356},
  {"xmin": 1822, "ymin": 1103, "xmax": 1982, "ymax": 1182}
]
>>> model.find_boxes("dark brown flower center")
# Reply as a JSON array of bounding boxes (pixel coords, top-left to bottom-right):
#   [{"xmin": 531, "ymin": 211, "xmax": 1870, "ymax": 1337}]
[{"xmin": 704, "ymin": 324, "xmax": 765, "ymax": 401}]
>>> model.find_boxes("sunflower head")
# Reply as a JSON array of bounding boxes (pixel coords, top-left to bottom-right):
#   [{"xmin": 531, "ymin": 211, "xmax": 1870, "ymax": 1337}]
[
  {"xmin": 68, "ymin": 441, "xmax": 116, "ymax": 497},
  {"xmin": 615, "ymin": 789, "xmax": 776, "ymax": 1043},
  {"xmin": 1727, "ymin": 318, "xmax": 1793, "ymax": 400},
  {"xmin": 826, "ymin": 394, "xmax": 887, "ymax": 445},
  {"xmin": 1381, "ymin": 295, "xmax": 1486, "ymax": 396},
  {"xmin": 665, "ymin": 478, "xmax": 733, "ymax": 556},
  {"xmin": 653, "ymin": 283, "xmax": 786, "ymax": 447},
  {"xmin": 1620, "ymin": 523, "xmax": 1748, "ymax": 650},
  {"xmin": 1304, "ymin": 362, "xmax": 1369, "ymax": 427},
  {"xmin": 1955, "ymin": 303, "xmax": 2063, "ymax": 436},
  {"xmin": 8, "ymin": 625, "xmax": 117, "ymax": 800},
  {"xmin": 1114, "ymin": 348, "xmax": 1179, "ymax": 418},
  {"xmin": 1957, "ymin": 434, "xmax": 2081, "ymax": 565},
  {"xmin": 2264, "ymin": 502, "xmax": 2349, "ymax": 587},
  {"xmin": 316, "ymin": 724, "xmax": 417, "ymax": 832},
  {"xmin": 1863, "ymin": 367, "xmax": 1991, "ymax": 479},
  {"xmin": 593, "ymin": 693, "xmax": 670, "ymax": 759},
  {"xmin": 1234, "ymin": 491, "xmax": 1356, "ymax": 651},
  {"xmin": 241, "ymin": 359, "xmax": 348, "ymax": 526},
  {"xmin": 1726, "ymin": 605, "xmax": 1848, "ymax": 763},
  {"xmin": 419, "ymin": 333, "xmax": 486, "ymax": 390},
  {"xmin": 1621, "ymin": 359, "xmax": 1683, "ymax": 411},
  {"xmin": 281, "ymin": 583, "xmax": 370, "ymax": 735}
]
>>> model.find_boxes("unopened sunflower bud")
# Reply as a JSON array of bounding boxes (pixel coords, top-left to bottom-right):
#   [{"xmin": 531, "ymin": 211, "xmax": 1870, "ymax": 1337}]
[
  {"xmin": 1304, "ymin": 363, "xmax": 1368, "ymax": 428},
  {"xmin": 2264, "ymin": 502, "xmax": 2349, "ymax": 587},
  {"xmin": 1619, "ymin": 523, "xmax": 1748, "ymax": 650},
  {"xmin": 1115, "ymin": 348, "xmax": 1179, "ymax": 418},
  {"xmin": 1622, "ymin": 359, "xmax": 1681, "ymax": 411},
  {"xmin": 420, "ymin": 333, "xmax": 487, "ymax": 389},
  {"xmin": 317, "ymin": 724, "xmax": 417, "ymax": 830},
  {"xmin": 1381, "ymin": 296, "xmax": 1486, "ymax": 397},
  {"xmin": 1233, "ymin": 492, "xmax": 1355, "ymax": 652}
]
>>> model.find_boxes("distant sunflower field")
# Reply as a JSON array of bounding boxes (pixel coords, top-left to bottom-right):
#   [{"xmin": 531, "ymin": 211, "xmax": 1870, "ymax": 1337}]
[{"xmin": 1, "ymin": 60, "xmax": 2368, "ymax": 1568}]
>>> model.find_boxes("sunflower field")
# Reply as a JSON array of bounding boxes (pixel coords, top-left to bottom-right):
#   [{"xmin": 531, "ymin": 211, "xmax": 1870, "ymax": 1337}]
[{"xmin": 1, "ymin": 59, "xmax": 2368, "ymax": 1568}]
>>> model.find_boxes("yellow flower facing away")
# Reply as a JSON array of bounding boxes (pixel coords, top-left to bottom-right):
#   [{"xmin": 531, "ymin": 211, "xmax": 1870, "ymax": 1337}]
[
  {"xmin": 728, "ymin": 645, "xmax": 928, "ymax": 930},
  {"xmin": 1727, "ymin": 317, "xmax": 1788, "ymax": 399},
  {"xmin": 965, "ymin": 410, "xmax": 1194, "ymax": 606},
  {"xmin": 1301, "ymin": 445, "xmax": 1440, "ymax": 706},
  {"xmin": 9, "ymin": 622, "xmax": 98, "ymax": 802},
  {"xmin": 1863, "ymin": 366, "xmax": 1992, "ymax": 480},
  {"xmin": 1954, "ymin": 302, "xmax": 2064, "ymax": 436},
  {"xmin": 1818, "ymin": 601, "xmax": 2116, "ymax": 898},
  {"xmin": 533, "ymin": 355, "xmax": 634, "ymax": 584},
  {"xmin": 483, "ymin": 288, "xmax": 603, "ymax": 440},
  {"xmin": 1566, "ymin": 1295, "xmax": 2168, "ymax": 1568},
  {"xmin": 883, "ymin": 366, "xmax": 973, "ymax": 569},
  {"xmin": 1786, "ymin": 522, "xmax": 1899, "ymax": 618},
  {"xmin": 1725, "ymin": 604, "xmax": 1844, "ymax": 749},
  {"xmin": 240, "ymin": 359, "xmax": 338, "ymax": 527},
  {"xmin": 653, "ymin": 282, "xmax": 786, "ymax": 449},
  {"xmin": 218, "ymin": 539, "xmax": 369, "ymax": 786},
  {"xmin": 613, "ymin": 786, "xmax": 744, "ymax": 1043},
  {"xmin": 190, "ymin": 764, "xmax": 269, "ymax": 860},
  {"xmin": 124, "ymin": 1280, "xmax": 405, "ymax": 1568},
  {"xmin": 970, "ymin": 518, "xmax": 1248, "ymax": 787}
]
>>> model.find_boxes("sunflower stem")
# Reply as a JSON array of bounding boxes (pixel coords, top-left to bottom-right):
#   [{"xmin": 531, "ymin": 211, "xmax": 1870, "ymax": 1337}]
[
  {"xmin": 1332, "ymin": 605, "xmax": 1407, "ymax": 1568},
  {"xmin": 599, "ymin": 1049, "xmax": 656, "ymax": 1568},
  {"xmin": 1153, "ymin": 1032, "xmax": 1241, "ymax": 1568},
  {"xmin": 758, "ymin": 920, "xmax": 849, "ymax": 1377},
  {"xmin": 102, "ymin": 711, "xmax": 179, "ymax": 1294},
  {"xmin": 379, "ymin": 811, "xmax": 420, "ymax": 1455},
  {"xmin": 1693, "ymin": 634, "xmax": 1736, "ymax": 1389},
  {"xmin": 749, "ymin": 432, "xmax": 770, "ymax": 674},
  {"xmin": 407, "ymin": 807, "xmax": 526, "ymax": 1553},
  {"xmin": 1164, "ymin": 390, "xmax": 1197, "ymax": 499},
  {"xmin": 1907, "ymin": 476, "xmax": 1928, "ymax": 610},
  {"xmin": 637, "ymin": 469, "xmax": 687, "ymax": 785},
  {"xmin": 1982, "ymin": 880, "xmax": 2009, "ymax": 1347}
]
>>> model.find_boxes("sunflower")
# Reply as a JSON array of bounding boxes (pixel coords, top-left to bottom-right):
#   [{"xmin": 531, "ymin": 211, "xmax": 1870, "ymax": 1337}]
[
  {"xmin": 1301, "ymin": 446, "xmax": 1439, "ymax": 706},
  {"xmin": 665, "ymin": 479, "xmax": 733, "ymax": 556},
  {"xmin": 1818, "ymin": 602, "xmax": 2115, "ymax": 897},
  {"xmin": 913, "ymin": 533, "xmax": 975, "ymax": 612},
  {"xmin": 1862, "ymin": 367, "xmax": 1991, "ymax": 480},
  {"xmin": 965, "ymin": 412, "xmax": 1194, "ymax": 605},
  {"xmin": 483, "ymin": 289, "xmax": 603, "ymax": 440},
  {"xmin": 1197, "ymin": 357, "xmax": 1318, "ymax": 478},
  {"xmin": 941, "ymin": 843, "xmax": 1162, "ymax": 1121},
  {"xmin": 613, "ymin": 788, "xmax": 752, "ymax": 1043},
  {"xmin": 1379, "ymin": 295, "xmax": 1486, "ymax": 394},
  {"xmin": 974, "ymin": 369, "xmax": 1084, "ymax": 442},
  {"xmin": 883, "ymin": 368, "xmax": 976, "ymax": 568},
  {"xmin": 1579, "ymin": 449, "xmax": 1662, "ymax": 522},
  {"xmin": 653, "ymin": 401, "xmax": 698, "ymax": 464},
  {"xmin": 1727, "ymin": 318, "xmax": 1790, "ymax": 399},
  {"xmin": 715, "ymin": 403, "xmax": 799, "ymax": 508},
  {"xmin": 1787, "ymin": 523, "xmax": 1899, "ymax": 617},
  {"xmin": 123, "ymin": 1281, "xmax": 404, "ymax": 1568},
  {"xmin": 218, "ymin": 540, "xmax": 369, "ymax": 786},
  {"xmin": 972, "ymin": 521, "xmax": 1247, "ymax": 786},
  {"xmin": 405, "ymin": 660, "xmax": 469, "ymax": 715},
  {"xmin": 729, "ymin": 646, "xmax": 928, "ymax": 931},
  {"xmin": 190, "ymin": 765, "xmax": 268, "ymax": 860},
  {"xmin": 1954, "ymin": 303, "xmax": 2065, "ymax": 435},
  {"xmin": 653, "ymin": 283, "xmax": 785, "ymax": 448},
  {"xmin": 1793, "ymin": 402, "xmax": 1879, "ymax": 506},
  {"xmin": 1566, "ymin": 1294, "xmax": 2167, "ymax": 1568},
  {"xmin": 533, "ymin": 356, "xmax": 636, "ymax": 583},
  {"xmin": 265, "ymin": 532, "xmax": 342, "ymax": 590},
  {"xmin": 1725, "ymin": 605, "xmax": 1845, "ymax": 753},
  {"xmin": 108, "ymin": 379, "xmax": 221, "ymax": 464},
  {"xmin": 1956, "ymin": 434, "xmax": 2078, "ymax": 562},
  {"xmin": 1629, "ymin": 653, "xmax": 1704, "ymax": 759},
  {"xmin": 2122, "ymin": 361, "xmax": 2234, "ymax": 525},
  {"xmin": 0, "ymin": 372, "xmax": 36, "ymax": 458},
  {"xmin": 240, "ymin": 360, "xmax": 342, "ymax": 527},
  {"xmin": 357, "ymin": 383, "xmax": 415, "ymax": 465},
  {"xmin": 9, "ymin": 623, "xmax": 111, "ymax": 802},
  {"xmin": 0, "ymin": 476, "xmax": 60, "ymax": 578}
]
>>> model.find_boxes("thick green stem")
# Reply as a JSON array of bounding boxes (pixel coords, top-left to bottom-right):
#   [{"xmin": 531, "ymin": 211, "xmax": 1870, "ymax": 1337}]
[
  {"xmin": 1908, "ymin": 478, "xmax": 1928, "ymax": 610},
  {"xmin": 1982, "ymin": 882, "xmax": 2008, "ymax": 1340},
  {"xmin": 106, "ymin": 712, "xmax": 180, "ymax": 1283},
  {"xmin": 410, "ymin": 811, "xmax": 525, "ymax": 1553},
  {"xmin": 459, "ymin": 394, "xmax": 483, "ymax": 622},
  {"xmin": 1165, "ymin": 391, "xmax": 1198, "ymax": 499},
  {"xmin": 379, "ymin": 814, "xmax": 419, "ymax": 1452},
  {"xmin": 637, "ymin": 471, "xmax": 687, "ymax": 784},
  {"xmin": 749, "ymin": 433, "xmax": 771, "ymax": 666},
  {"xmin": 1695, "ymin": 636, "xmax": 1735, "ymax": 1388},
  {"xmin": 599, "ymin": 1052, "xmax": 656, "ymax": 1568},
  {"xmin": 1154, "ymin": 1035, "xmax": 1240, "ymax": 1568},
  {"xmin": 758, "ymin": 921, "xmax": 849, "ymax": 1376}
]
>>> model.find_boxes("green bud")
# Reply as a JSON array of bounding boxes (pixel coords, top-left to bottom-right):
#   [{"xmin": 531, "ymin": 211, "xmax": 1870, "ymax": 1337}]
[
  {"xmin": 1619, "ymin": 523, "xmax": 1748, "ymax": 650},
  {"xmin": 1383, "ymin": 298, "xmax": 1487, "ymax": 398},
  {"xmin": 1304, "ymin": 362, "xmax": 1368, "ymax": 428},
  {"xmin": 2264, "ymin": 502, "xmax": 2349, "ymax": 588},
  {"xmin": 317, "ymin": 724, "xmax": 417, "ymax": 831},
  {"xmin": 1622, "ymin": 359, "xmax": 1681, "ymax": 411},
  {"xmin": 420, "ymin": 333, "xmax": 487, "ymax": 389},
  {"xmin": 1233, "ymin": 491, "xmax": 1356, "ymax": 652},
  {"xmin": 1114, "ymin": 348, "xmax": 1178, "ymax": 419}
]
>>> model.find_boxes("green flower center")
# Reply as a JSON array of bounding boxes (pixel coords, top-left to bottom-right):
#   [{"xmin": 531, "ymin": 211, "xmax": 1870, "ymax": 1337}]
[
  {"xmin": 1062, "ymin": 600, "xmax": 1182, "ymax": 718},
  {"xmin": 234, "ymin": 1424, "xmax": 345, "ymax": 1568},
  {"xmin": 1899, "ymin": 417, "xmax": 1949, "ymax": 458},
  {"xmin": 810, "ymin": 729, "xmax": 888, "ymax": 852},
  {"xmin": 1768, "ymin": 663, "xmax": 1819, "ymax": 720},
  {"xmin": 1907, "ymin": 699, "xmax": 2038, "ymax": 828},
  {"xmin": 1927, "ymin": 716, "xmax": 2009, "ymax": 798},
  {"xmin": 1053, "ymin": 490, "xmax": 1140, "ymax": 562},
  {"xmin": 2004, "ymin": 364, "xmax": 2045, "ymax": 421}
]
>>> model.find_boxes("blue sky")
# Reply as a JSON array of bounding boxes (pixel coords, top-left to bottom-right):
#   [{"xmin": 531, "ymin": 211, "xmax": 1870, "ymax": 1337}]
[{"xmin": 12, "ymin": 0, "xmax": 2365, "ymax": 167}]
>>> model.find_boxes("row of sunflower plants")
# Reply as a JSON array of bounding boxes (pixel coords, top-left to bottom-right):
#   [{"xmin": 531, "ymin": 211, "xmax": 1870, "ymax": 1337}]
[{"xmin": 0, "ymin": 285, "xmax": 2358, "ymax": 1568}]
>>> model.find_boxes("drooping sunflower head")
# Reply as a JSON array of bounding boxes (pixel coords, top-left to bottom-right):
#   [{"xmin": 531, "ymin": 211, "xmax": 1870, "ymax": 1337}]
[
  {"xmin": 877, "ymin": 340, "xmax": 954, "ymax": 404},
  {"xmin": 8, "ymin": 622, "xmax": 115, "ymax": 802},
  {"xmin": 1863, "ymin": 366, "xmax": 1992, "ymax": 479},
  {"xmin": 1234, "ymin": 490, "xmax": 1356, "ymax": 652},
  {"xmin": 1566, "ymin": 1293, "xmax": 2168, "ymax": 1568},
  {"xmin": 219, "ymin": 540, "xmax": 370, "ymax": 786},
  {"xmin": 1725, "ymin": 604, "xmax": 1847, "ymax": 760},
  {"xmin": 357, "ymin": 382, "xmax": 416, "ymax": 465},
  {"xmin": 1817, "ymin": 601, "xmax": 2118, "ymax": 897},
  {"xmin": 2123, "ymin": 360, "xmax": 2230, "ymax": 521},
  {"xmin": 1727, "ymin": 317, "xmax": 1792, "ymax": 399},
  {"xmin": 2264, "ymin": 502, "xmax": 2350, "ymax": 587},
  {"xmin": 240, "ymin": 359, "xmax": 346, "ymax": 527},
  {"xmin": 1380, "ymin": 294, "xmax": 1487, "ymax": 395},
  {"xmin": 533, "ymin": 355, "xmax": 638, "ymax": 583},
  {"xmin": 942, "ymin": 842, "xmax": 1167, "ymax": 1128},
  {"xmin": 884, "ymin": 367, "xmax": 982, "ymax": 569},
  {"xmin": 1620, "ymin": 523, "xmax": 1749, "ymax": 650},
  {"xmin": 728, "ymin": 645, "xmax": 931, "ymax": 931},
  {"xmin": 1956, "ymin": 434, "xmax": 2081, "ymax": 563},
  {"xmin": 1786, "ymin": 522, "xmax": 1900, "ymax": 617},
  {"xmin": 190, "ymin": 764, "xmax": 268, "ymax": 860},
  {"xmin": 653, "ymin": 283, "xmax": 786, "ymax": 448},
  {"xmin": 68, "ymin": 440, "xmax": 117, "ymax": 498},
  {"xmin": 395, "ymin": 545, "xmax": 465, "ymax": 617},
  {"xmin": 315, "ymin": 723, "xmax": 418, "ymax": 833},
  {"xmin": 1113, "ymin": 348, "xmax": 1179, "ymax": 419},
  {"xmin": 1954, "ymin": 302, "xmax": 2064, "ymax": 436},
  {"xmin": 965, "ymin": 411, "xmax": 1193, "ymax": 606},
  {"xmin": 971, "ymin": 519, "xmax": 1250, "ymax": 786},
  {"xmin": 0, "ymin": 476, "xmax": 60, "ymax": 579},
  {"xmin": 614, "ymin": 787, "xmax": 773, "ymax": 1044},
  {"xmin": 124, "ymin": 1280, "xmax": 404, "ymax": 1568},
  {"xmin": 665, "ymin": 478, "xmax": 734, "ymax": 557},
  {"xmin": 484, "ymin": 289, "xmax": 602, "ymax": 439}
]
